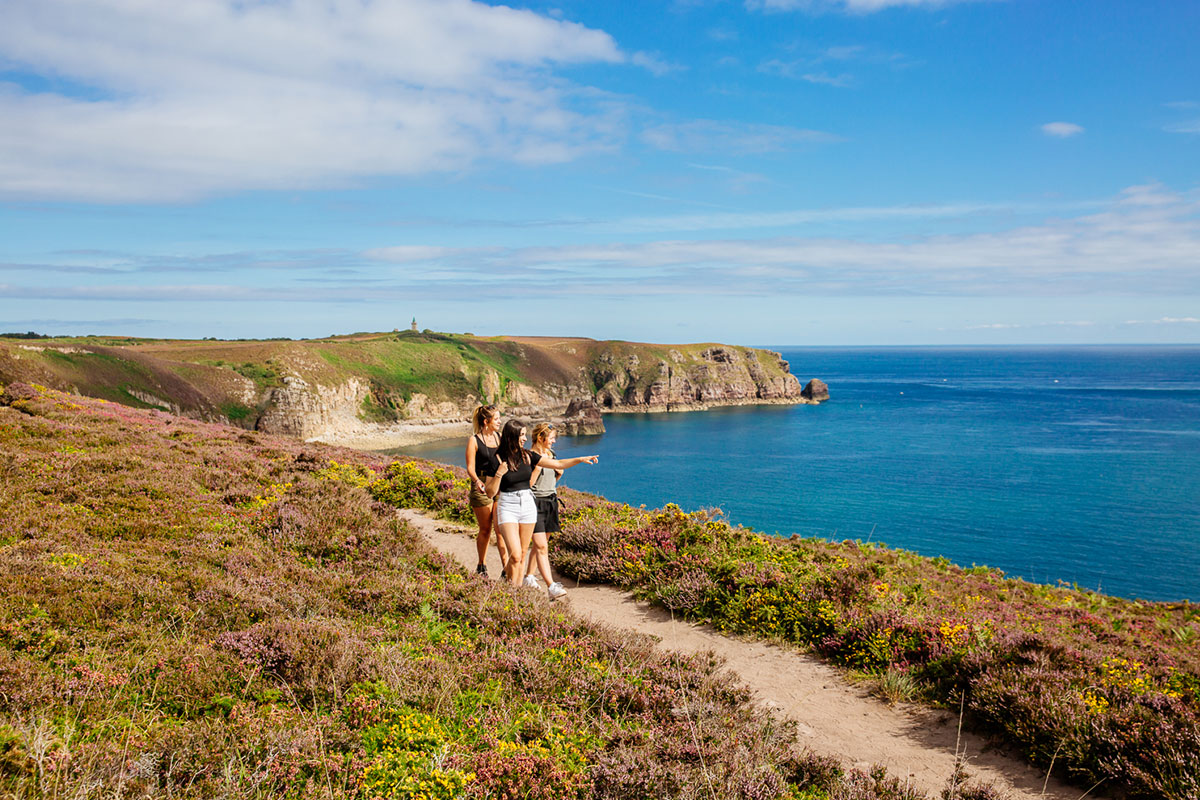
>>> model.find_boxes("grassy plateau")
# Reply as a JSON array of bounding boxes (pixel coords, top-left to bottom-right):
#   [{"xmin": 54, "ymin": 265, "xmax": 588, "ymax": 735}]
[{"xmin": 0, "ymin": 331, "xmax": 800, "ymax": 433}]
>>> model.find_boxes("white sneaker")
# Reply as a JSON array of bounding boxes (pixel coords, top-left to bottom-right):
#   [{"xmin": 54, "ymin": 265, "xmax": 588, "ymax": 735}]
[
  {"xmin": 547, "ymin": 582, "xmax": 567, "ymax": 600},
  {"xmin": 522, "ymin": 575, "xmax": 540, "ymax": 590}
]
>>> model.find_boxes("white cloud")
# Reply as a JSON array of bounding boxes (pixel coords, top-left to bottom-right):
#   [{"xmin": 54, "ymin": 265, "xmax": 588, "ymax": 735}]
[
  {"xmin": 1165, "ymin": 120, "xmax": 1200, "ymax": 135},
  {"xmin": 610, "ymin": 200, "xmax": 1061, "ymax": 233},
  {"xmin": 641, "ymin": 119, "xmax": 839, "ymax": 153},
  {"xmin": 760, "ymin": 60, "xmax": 856, "ymax": 87},
  {"xmin": 353, "ymin": 183, "xmax": 1200, "ymax": 296},
  {"xmin": 0, "ymin": 0, "xmax": 632, "ymax": 203},
  {"xmin": 747, "ymin": 0, "xmax": 979, "ymax": 13},
  {"xmin": 362, "ymin": 246, "xmax": 460, "ymax": 263},
  {"xmin": 631, "ymin": 52, "xmax": 684, "ymax": 76},
  {"xmin": 800, "ymin": 72, "xmax": 856, "ymax": 88},
  {"xmin": 8, "ymin": 185, "xmax": 1199, "ymax": 302},
  {"xmin": 964, "ymin": 320, "xmax": 1096, "ymax": 330},
  {"xmin": 1041, "ymin": 122, "xmax": 1084, "ymax": 138},
  {"xmin": 1136, "ymin": 317, "xmax": 1200, "ymax": 325}
]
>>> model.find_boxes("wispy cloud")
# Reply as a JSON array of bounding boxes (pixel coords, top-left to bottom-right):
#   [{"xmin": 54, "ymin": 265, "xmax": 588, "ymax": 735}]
[
  {"xmin": 631, "ymin": 51, "xmax": 685, "ymax": 76},
  {"xmin": 7, "ymin": 185, "xmax": 1196, "ymax": 302},
  {"xmin": 361, "ymin": 183, "xmax": 1200, "ymax": 296},
  {"xmin": 964, "ymin": 320, "xmax": 1097, "ymax": 330},
  {"xmin": 1127, "ymin": 317, "xmax": 1200, "ymax": 325},
  {"xmin": 1041, "ymin": 122, "xmax": 1084, "ymax": 138},
  {"xmin": 963, "ymin": 317, "xmax": 1200, "ymax": 331},
  {"xmin": 747, "ymin": 0, "xmax": 984, "ymax": 13},
  {"xmin": 641, "ymin": 119, "xmax": 839, "ymax": 153},
  {"xmin": 685, "ymin": 162, "xmax": 771, "ymax": 193},
  {"xmin": 1165, "ymin": 120, "xmax": 1200, "ymax": 135},
  {"xmin": 0, "ymin": 0, "xmax": 640, "ymax": 203},
  {"xmin": 0, "ymin": 317, "xmax": 164, "ymax": 328},
  {"xmin": 759, "ymin": 61, "xmax": 856, "ymax": 87},
  {"xmin": 758, "ymin": 43, "xmax": 910, "ymax": 85},
  {"xmin": 800, "ymin": 72, "xmax": 857, "ymax": 88},
  {"xmin": 606, "ymin": 199, "xmax": 1087, "ymax": 233}
]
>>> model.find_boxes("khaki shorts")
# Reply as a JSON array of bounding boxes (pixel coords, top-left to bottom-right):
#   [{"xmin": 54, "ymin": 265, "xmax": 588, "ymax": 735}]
[{"xmin": 469, "ymin": 485, "xmax": 494, "ymax": 508}]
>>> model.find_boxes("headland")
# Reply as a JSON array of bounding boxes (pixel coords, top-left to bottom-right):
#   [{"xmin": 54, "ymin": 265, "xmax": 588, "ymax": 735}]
[{"xmin": 0, "ymin": 330, "xmax": 827, "ymax": 449}]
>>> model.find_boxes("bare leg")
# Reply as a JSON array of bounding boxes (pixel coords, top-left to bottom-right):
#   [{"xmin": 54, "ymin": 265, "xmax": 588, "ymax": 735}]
[
  {"xmin": 497, "ymin": 522, "xmax": 525, "ymax": 586},
  {"xmin": 472, "ymin": 503, "xmax": 494, "ymax": 569},
  {"xmin": 493, "ymin": 508, "xmax": 508, "ymax": 576},
  {"xmin": 517, "ymin": 523, "xmax": 536, "ymax": 583},
  {"xmin": 527, "ymin": 531, "xmax": 555, "ymax": 586}
]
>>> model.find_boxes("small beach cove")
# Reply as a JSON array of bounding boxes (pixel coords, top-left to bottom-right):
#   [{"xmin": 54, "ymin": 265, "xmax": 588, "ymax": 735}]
[{"xmin": 398, "ymin": 507, "xmax": 1089, "ymax": 800}]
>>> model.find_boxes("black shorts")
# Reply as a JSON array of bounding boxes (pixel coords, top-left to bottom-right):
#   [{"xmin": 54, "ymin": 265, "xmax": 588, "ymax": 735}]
[{"xmin": 533, "ymin": 494, "xmax": 561, "ymax": 533}]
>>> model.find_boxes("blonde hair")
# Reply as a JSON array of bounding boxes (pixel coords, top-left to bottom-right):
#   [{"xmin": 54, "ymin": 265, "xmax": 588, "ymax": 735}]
[
  {"xmin": 472, "ymin": 404, "xmax": 497, "ymax": 434},
  {"xmin": 530, "ymin": 422, "xmax": 555, "ymax": 447}
]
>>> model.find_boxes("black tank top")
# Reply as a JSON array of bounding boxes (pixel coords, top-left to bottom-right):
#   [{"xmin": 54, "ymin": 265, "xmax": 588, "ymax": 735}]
[
  {"xmin": 474, "ymin": 434, "xmax": 501, "ymax": 478},
  {"xmin": 498, "ymin": 450, "xmax": 543, "ymax": 493}
]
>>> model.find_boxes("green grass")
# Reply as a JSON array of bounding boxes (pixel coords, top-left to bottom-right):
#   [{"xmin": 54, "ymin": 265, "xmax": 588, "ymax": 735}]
[
  {"xmin": 315, "ymin": 336, "xmax": 524, "ymax": 404},
  {"xmin": 219, "ymin": 402, "xmax": 257, "ymax": 422},
  {"xmin": 230, "ymin": 361, "xmax": 282, "ymax": 388}
]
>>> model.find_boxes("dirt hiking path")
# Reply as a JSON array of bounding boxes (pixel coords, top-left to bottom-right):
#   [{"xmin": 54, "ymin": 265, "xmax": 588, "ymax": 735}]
[{"xmin": 398, "ymin": 509, "xmax": 1089, "ymax": 800}]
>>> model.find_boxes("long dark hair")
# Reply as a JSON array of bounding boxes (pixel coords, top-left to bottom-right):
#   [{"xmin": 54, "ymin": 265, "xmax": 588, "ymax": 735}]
[{"xmin": 497, "ymin": 419, "xmax": 529, "ymax": 470}]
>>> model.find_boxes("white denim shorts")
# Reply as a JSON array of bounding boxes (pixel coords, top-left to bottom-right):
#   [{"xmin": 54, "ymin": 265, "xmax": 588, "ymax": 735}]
[{"xmin": 496, "ymin": 489, "xmax": 536, "ymax": 525}]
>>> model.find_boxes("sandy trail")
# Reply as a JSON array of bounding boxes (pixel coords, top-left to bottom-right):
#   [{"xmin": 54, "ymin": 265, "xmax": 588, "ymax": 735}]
[{"xmin": 398, "ymin": 509, "xmax": 1089, "ymax": 800}]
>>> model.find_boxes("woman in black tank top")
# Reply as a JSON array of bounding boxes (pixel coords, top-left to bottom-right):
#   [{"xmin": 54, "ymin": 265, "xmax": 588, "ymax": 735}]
[{"xmin": 465, "ymin": 404, "xmax": 507, "ymax": 577}]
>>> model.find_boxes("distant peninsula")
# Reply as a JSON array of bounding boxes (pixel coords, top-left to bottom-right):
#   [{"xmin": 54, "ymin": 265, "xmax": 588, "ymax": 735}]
[{"xmin": 0, "ymin": 330, "xmax": 827, "ymax": 449}]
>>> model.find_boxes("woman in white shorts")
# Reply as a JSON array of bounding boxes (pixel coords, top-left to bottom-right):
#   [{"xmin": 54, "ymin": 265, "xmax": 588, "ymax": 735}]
[{"xmin": 486, "ymin": 419, "xmax": 597, "ymax": 589}]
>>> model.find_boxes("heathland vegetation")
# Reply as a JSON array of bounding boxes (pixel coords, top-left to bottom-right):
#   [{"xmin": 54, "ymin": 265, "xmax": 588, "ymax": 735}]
[
  {"xmin": 2, "ymin": 382, "xmax": 1197, "ymax": 799},
  {"xmin": 2, "ymin": 382, "xmax": 991, "ymax": 800}
]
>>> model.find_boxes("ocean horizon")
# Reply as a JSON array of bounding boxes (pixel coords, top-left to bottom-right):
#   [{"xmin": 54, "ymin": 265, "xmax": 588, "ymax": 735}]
[{"xmin": 393, "ymin": 344, "xmax": 1200, "ymax": 604}]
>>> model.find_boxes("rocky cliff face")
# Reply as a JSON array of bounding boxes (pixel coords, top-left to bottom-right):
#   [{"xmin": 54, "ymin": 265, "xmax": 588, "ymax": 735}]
[
  {"xmin": 0, "ymin": 334, "xmax": 826, "ymax": 448},
  {"xmin": 255, "ymin": 375, "xmax": 371, "ymax": 439},
  {"xmin": 590, "ymin": 346, "xmax": 811, "ymax": 412},
  {"xmin": 240, "ymin": 344, "xmax": 818, "ymax": 441}
]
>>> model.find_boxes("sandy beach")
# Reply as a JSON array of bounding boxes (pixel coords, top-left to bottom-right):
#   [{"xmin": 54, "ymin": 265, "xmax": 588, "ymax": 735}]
[{"xmin": 308, "ymin": 419, "xmax": 471, "ymax": 450}]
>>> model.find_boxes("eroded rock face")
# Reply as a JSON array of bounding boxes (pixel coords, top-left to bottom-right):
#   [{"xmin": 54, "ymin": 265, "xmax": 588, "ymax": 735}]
[
  {"xmin": 801, "ymin": 379, "xmax": 830, "ymax": 402},
  {"xmin": 587, "ymin": 347, "xmax": 808, "ymax": 412},
  {"xmin": 256, "ymin": 376, "xmax": 371, "ymax": 439},
  {"xmin": 506, "ymin": 381, "xmax": 544, "ymax": 407},
  {"xmin": 557, "ymin": 397, "xmax": 605, "ymax": 435},
  {"xmin": 405, "ymin": 393, "xmax": 464, "ymax": 419},
  {"xmin": 481, "ymin": 370, "xmax": 501, "ymax": 403}
]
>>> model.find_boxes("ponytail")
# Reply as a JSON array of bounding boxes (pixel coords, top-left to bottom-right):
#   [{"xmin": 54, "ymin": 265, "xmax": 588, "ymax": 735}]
[{"xmin": 472, "ymin": 404, "xmax": 496, "ymax": 434}]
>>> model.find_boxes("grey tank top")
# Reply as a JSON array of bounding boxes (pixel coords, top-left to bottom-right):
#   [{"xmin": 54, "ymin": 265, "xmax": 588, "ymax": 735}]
[{"xmin": 531, "ymin": 451, "xmax": 558, "ymax": 497}]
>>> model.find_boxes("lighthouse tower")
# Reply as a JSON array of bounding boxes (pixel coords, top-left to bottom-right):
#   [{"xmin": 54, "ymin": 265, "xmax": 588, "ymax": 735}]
[{"xmin": 410, "ymin": 317, "xmax": 417, "ymax": 332}]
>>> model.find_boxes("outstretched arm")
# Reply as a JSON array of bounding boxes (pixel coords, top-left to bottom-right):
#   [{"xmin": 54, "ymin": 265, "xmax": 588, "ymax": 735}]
[{"xmin": 537, "ymin": 455, "xmax": 598, "ymax": 471}]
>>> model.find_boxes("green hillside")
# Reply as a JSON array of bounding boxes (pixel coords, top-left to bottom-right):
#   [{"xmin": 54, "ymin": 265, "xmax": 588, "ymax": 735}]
[{"xmin": 0, "ymin": 331, "xmax": 802, "ymax": 432}]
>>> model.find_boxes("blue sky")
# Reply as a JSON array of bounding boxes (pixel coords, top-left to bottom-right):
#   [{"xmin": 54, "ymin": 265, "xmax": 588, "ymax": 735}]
[{"xmin": 1, "ymin": 0, "xmax": 1198, "ymax": 345}]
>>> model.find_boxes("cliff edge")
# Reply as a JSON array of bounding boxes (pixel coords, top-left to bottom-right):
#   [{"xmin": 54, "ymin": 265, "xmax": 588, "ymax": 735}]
[{"xmin": 0, "ymin": 331, "xmax": 826, "ymax": 446}]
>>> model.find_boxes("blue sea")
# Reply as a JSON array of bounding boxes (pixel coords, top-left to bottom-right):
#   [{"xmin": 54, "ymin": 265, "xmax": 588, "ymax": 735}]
[{"xmin": 393, "ymin": 346, "xmax": 1200, "ymax": 603}]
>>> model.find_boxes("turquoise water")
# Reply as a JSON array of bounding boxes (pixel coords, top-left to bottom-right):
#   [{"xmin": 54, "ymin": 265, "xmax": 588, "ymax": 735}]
[{"xmin": 393, "ymin": 346, "xmax": 1200, "ymax": 603}]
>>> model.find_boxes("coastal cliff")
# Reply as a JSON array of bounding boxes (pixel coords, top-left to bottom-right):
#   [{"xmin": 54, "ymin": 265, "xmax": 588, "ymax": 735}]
[{"xmin": 0, "ymin": 331, "xmax": 826, "ymax": 447}]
